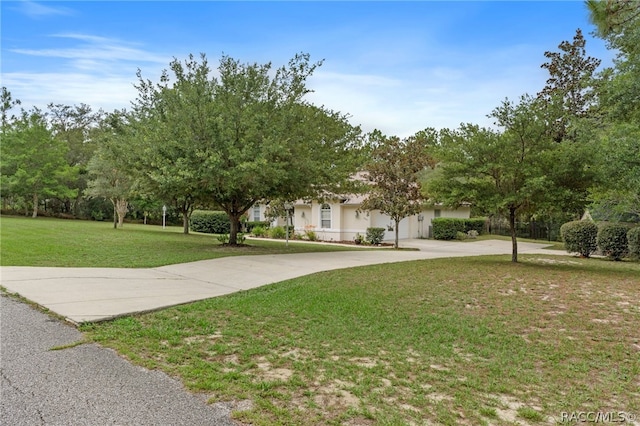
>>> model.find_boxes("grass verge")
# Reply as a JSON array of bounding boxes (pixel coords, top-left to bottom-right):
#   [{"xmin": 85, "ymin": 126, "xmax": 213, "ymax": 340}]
[
  {"xmin": 81, "ymin": 255, "xmax": 640, "ymax": 425},
  {"xmin": 0, "ymin": 216, "xmax": 365, "ymax": 268}
]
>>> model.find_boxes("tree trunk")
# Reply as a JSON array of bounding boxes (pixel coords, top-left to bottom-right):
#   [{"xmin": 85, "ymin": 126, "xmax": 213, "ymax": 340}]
[
  {"xmin": 229, "ymin": 214, "xmax": 241, "ymax": 245},
  {"xmin": 182, "ymin": 211, "xmax": 190, "ymax": 234},
  {"xmin": 509, "ymin": 207, "xmax": 518, "ymax": 263},
  {"xmin": 394, "ymin": 218, "xmax": 400, "ymax": 249},
  {"xmin": 32, "ymin": 194, "xmax": 38, "ymax": 218},
  {"xmin": 112, "ymin": 202, "xmax": 117, "ymax": 229},
  {"xmin": 115, "ymin": 198, "xmax": 128, "ymax": 228}
]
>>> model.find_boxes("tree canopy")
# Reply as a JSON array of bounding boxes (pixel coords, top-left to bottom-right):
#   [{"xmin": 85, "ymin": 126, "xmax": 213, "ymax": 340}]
[
  {"xmin": 360, "ymin": 129, "xmax": 437, "ymax": 248},
  {"xmin": 85, "ymin": 113, "xmax": 135, "ymax": 228},
  {"xmin": 0, "ymin": 108, "xmax": 77, "ymax": 217},
  {"xmin": 424, "ymin": 96, "xmax": 583, "ymax": 262},
  {"xmin": 130, "ymin": 53, "xmax": 362, "ymax": 243},
  {"xmin": 537, "ymin": 28, "xmax": 601, "ymax": 142},
  {"xmin": 586, "ymin": 0, "xmax": 640, "ymax": 219}
]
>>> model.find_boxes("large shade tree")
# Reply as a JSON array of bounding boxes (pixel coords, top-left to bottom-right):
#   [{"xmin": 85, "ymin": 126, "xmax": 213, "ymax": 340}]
[
  {"xmin": 130, "ymin": 55, "xmax": 215, "ymax": 234},
  {"xmin": 0, "ymin": 108, "xmax": 77, "ymax": 217},
  {"xmin": 132, "ymin": 53, "xmax": 361, "ymax": 243},
  {"xmin": 425, "ymin": 96, "xmax": 569, "ymax": 262},
  {"xmin": 48, "ymin": 103, "xmax": 104, "ymax": 216},
  {"xmin": 86, "ymin": 112, "xmax": 135, "ymax": 228}
]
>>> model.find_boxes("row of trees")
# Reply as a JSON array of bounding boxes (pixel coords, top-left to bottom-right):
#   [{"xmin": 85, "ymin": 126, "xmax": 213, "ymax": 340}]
[
  {"xmin": 1, "ymin": 54, "xmax": 365, "ymax": 244},
  {"xmin": 1, "ymin": 1, "xmax": 637, "ymax": 260},
  {"xmin": 367, "ymin": 2, "xmax": 639, "ymax": 259}
]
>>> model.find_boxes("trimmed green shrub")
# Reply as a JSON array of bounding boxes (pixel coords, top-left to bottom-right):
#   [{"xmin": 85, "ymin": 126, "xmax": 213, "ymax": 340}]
[
  {"xmin": 190, "ymin": 210, "xmax": 231, "ymax": 234},
  {"xmin": 251, "ymin": 225, "xmax": 267, "ymax": 237},
  {"xmin": 627, "ymin": 227, "xmax": 640, "ymax": 259},
  {"xmin": 455, "ymin": 231, "xmax": 467, "ymax": 240},
  {"xmin": 432, "ymin": 218, "xmax": 465, "ymax": 240},
  {"xmin": 433, "ymin": 217, "xmax": 486, "ymax": 240},
  {"xmin": 560, "ymin": 220, "xmax": 598, "ymax": 257},
  {"xmin": 597, "ymin": 223, "xmax": 629, "ymax": 261},
  {"xmin": 465, "ymin": 217, "xmax": 487, "ymax": 234},
  {"xmin": 366, "ymin": 227, "xmax": 386, "ymax": 245},
  {"xmin": 269, "ymin": 226, "xmax": 286, "ymax": 239}
]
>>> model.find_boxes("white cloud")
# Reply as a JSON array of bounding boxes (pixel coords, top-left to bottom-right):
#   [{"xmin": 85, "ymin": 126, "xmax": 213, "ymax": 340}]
[
  {"xmin": 3, "ymin": 72, "xmax": 138, "ymax": 112},
  {"xmin": 5, "ymin": 33, "xmax": 170, "ymax": 111},
  {"xmin": 11, "ymin": 33, "xmax": 169, "ymax": 68},
  {"xmin": 306, "ymin": 42, "xmax": 551, "ymax": 138},
  {"xmin": 15, "ymin": 0, "xmax": 73, "ymax": 18}
]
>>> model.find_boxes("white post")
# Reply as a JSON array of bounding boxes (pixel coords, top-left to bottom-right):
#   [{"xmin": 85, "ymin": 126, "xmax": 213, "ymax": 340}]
[{"xmin": 162, "ymin": 205, "xmax": 167, "ymax": 229}]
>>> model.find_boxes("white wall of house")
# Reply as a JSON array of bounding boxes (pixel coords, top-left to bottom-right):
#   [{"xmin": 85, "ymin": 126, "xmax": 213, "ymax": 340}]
[{"xmin": 285, "ymin": 200, "xmax": 471, "ymax": 242}]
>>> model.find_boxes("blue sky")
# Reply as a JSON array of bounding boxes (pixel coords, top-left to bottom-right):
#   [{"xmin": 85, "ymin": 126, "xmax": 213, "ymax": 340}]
[{"xmin": 1, "ymin": 1, "xmax": 613, "ymax": 137}]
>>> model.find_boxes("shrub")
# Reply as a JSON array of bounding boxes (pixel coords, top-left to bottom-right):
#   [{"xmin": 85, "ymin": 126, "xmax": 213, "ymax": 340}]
[
  {"xmin": 354, "ymin": 233, "xmax": 364, "ymax": 244},
  {"xmin": 467, "ymin": 230, "xmax": 479, "ymax": 239},
  {"xmin": 245, "ymin": 220, "xmax": 270, "ymax": 232},
  {"xmin": 304, "ymin": 229, "xmax": 318, "ymax": 241},
  {"xmin": 366, "ymin": 227, "xmax": 386, "ymax": 245},
  {"xmin": 627, "ymin": 227, "xmax": 640, "ymax": 259},
  {"xmin": 455, "ymin": 231, "xmax": 467, "ymax": 240},
  {"xmin": 432, "ymin": 218, "xmax": 465, "ymax": 240},
  {"xmin": 269, "ymin": 226, "xmax": 286, "ymax": 239},
  {"xmin": 252, "ymin": 225, "xmax": 267, "ymax": 237},
  {"xmin": 464, "ymin": 217, "xmax": 486, "ymax": 234},
  {"xmin": 216, "ymin": 234, "xmax": 229, "ymax": 244},
  {"xmin": 190, "ymin": 210, "xmax": 230, "ymax": 234},
  {"xmin": 597, "ymin": 223, "xmax": 629, "ymax": 261},
  {"xmin": 560, "ymin": 220, "xmax": 598, "ymax": 257}
]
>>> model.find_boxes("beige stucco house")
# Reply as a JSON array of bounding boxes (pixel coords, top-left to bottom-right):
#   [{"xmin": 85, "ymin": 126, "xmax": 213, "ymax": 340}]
[{"xmin": 250, "ymin": 197, "xmax": 471, "ymax": 242}]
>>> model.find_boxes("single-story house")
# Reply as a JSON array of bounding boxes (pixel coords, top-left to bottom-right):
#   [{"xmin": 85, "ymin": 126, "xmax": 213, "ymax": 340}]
[{"xmin": 250, "ymin": 197, "xmax": 470, "ymax": 242}]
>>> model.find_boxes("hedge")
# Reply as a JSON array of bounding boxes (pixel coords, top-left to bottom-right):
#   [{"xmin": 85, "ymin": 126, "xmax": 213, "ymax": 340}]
[
  {"xmin": 190, "ymin": 210, "xmax": 231, "ymax": 234},
  {"xmin": 560, "ymin": 220, "xmax": 598, "ymax": 258},
  {"xmin": 627, "ymin": 227, "xmax": 640, "ymax": 259},
  {"xmin": 465, "ymin": 218, "xmax": 487, "ymax": 234},
  {"xmin": 432, "ymin": 217, "xmax": 486, "ymax": 240},
  {"xmin": 597, "ymin": 223, "xmax": 629, "ymax": 261}
]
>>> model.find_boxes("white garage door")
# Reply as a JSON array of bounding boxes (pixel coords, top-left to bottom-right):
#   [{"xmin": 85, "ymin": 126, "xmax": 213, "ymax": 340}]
[{"xmin": 372, "ymin": 212, "xmax": 409, "ymax": 240}]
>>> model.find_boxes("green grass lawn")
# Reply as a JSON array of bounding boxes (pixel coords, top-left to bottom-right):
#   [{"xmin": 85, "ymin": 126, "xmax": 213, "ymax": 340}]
[
  {"xmin": 0, "ymin": 216, "xmax": 365, "ymax": 267},
  {"xmin": 81, "ymin": 255, "xmax": 640, "ymax": 425}
]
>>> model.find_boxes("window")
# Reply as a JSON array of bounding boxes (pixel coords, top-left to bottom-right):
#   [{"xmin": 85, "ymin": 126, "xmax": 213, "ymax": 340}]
[
  {"xmin": 434, "ymin": 209, "xmax": 441, "ymax": 218},
  {"xmin": 320, "ymin": 204, "xmax": 331, "ymax": 228},
  {"xmin": 253, "ymin": 205, "xmax": 261, "ymax": 222}
]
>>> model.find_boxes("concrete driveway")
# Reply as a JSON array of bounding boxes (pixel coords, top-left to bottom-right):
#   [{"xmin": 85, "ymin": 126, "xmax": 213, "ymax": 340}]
[{"xmin": 0, "ymin": 239, "xmax": 564, "ymax": 324}]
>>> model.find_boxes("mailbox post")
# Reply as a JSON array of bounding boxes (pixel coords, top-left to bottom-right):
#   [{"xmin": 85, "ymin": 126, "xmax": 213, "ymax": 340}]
[
  {"xmin": 162, "ymin": 205, "xmax": 167, "ymax": 229},
  {"xmin": 284, "ymin": 202, "xmax": 294, "ymax": 247}
]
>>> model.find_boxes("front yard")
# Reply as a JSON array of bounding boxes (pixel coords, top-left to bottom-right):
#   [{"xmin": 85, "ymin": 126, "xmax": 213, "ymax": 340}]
[{"xmin": 81, "ymin": 255, "xmax": 640, "ymax": 425}]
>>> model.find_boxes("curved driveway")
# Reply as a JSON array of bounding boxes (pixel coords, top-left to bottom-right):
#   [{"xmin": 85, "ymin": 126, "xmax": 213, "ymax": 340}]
[{"xmin": 0, "ymin": 239, "xmax": 563, "ymax": 324}]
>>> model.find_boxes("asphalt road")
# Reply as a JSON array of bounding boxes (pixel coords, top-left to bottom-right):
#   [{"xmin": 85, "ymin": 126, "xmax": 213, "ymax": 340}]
[{"xmin": 0, "ymin": 295, "xmax": 238, "ymax": 426}]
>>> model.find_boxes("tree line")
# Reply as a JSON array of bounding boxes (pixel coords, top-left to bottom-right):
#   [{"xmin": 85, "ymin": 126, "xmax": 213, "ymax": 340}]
[{"xmin": 1, "ymin": 1, "xmax": 637, "ymax": 259}]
